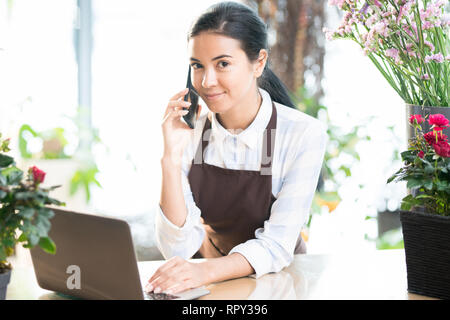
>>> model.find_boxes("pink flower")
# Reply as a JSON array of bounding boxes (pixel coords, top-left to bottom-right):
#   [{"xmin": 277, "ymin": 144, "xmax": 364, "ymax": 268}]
[
  {"xmin": 406, "ymin": 43, "xmax": 417, "ymax": 57},
  {"xmin": 425, "ymin": 53, "xmax": 445, "ymax": 63},
  {"xmin": 418, "ymin": 150, "xmax": 425, "ymax": 158},
  {"xmin": 373, "ymin": 20, "xmax": 390, "ymax": 37},
  {"xmin": 424, "ymin": 40, "xmax": 435, "ymax": 52},
  {"xmin": 428, "ymin": 114, "xmax": 450, "ymax": 131},
  {"xmin": 385, "ymin": 48, "xmax": 402, "ymax": 64},
  {"xmin": 323, "ymin": 27, "xmax": 335, "ymax": 40},
  {"xmin": 409, "ymin": 114, "xmax": 425, "ymax": 125},
  {"xmin": 328, "ymin": 0, "xmax": 346, "ymax": 8},
  {"xmin": 422, "ymin": 20, "xmax": 434, "ymax": 29}
]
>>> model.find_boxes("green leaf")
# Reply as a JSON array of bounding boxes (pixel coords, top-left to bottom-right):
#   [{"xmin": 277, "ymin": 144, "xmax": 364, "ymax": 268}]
[
  {"xmin": 423, "ymin": 180, "xmax": 433, "ymax": 190},
  {"xmin": 38, "ymin": 237, "xmax": 56, "ymax": 254},
  {"xmin": 17, "ymin": 232, "xmax": 28, "ymax": 243},
  {"xmin": 38, "ymin": 207, "xmax": 55, "ymax": 219},
  {"xmin": 0, "ymin": 153, "xmax": 14, "ymax": 168},
  {"xmin": 400, "ymin": 201, "xmax": 412, "ymax": 211},
  {"xmin": 436, "ymin": 180, "xmax": 449, "ymax": 191},
  {"xmin": 14, "ymin": 191, "xmax": 34, "ymax": 201},
  {"xmin": 0, "ymin": 190, "xmax": 6, "ymax": 200},
  {"xmin": 0, "ymin": 245, "xmax": 7, "ymax": 262},
  {"xmin": 18, "ymin": 207, "xmax": 35, "ymax": 219},
  {"xmin": 28, "ymin": 232, "xmax": 39, "ymax": 247},
  {"xmin": 70, "ymin": 165, "xmax": 101, "ymax": 202},
  {"xmin": 19, "ymin": 219, "xmax": 32, "ymax": 233},
  {"xmin": 401, "ymin": 150, "xmax": 416, "ymax": 162},
  {"xmin": 45, "ymin": 197, "xmax": 65, "ymax": 206},
  {"xmin": 387, "ymin": 174, "xmax": 397, "ymax": 184},
  {"xmin": 0, "ymin": 173, "xmax": 6, "ymax": 186},
  {"xmin": 2, "ymin": 237, "xmax": 15, "ymax": 248},
  {"xmin": 406, "ymin": 179, "xmax": 423, "ymax": 189},
  {"xmin": 1, "ymin": 166, "xmax": 23, "ymax": 185},
  {"xmin": 35, "ymin": 216, "xmax": 51, "ymax": 236},
  {"xmin": 424, "ymin": 165, "xmax": 435, "ymax": 175},
  {"xmin": 338, "ymin": 165, "xmax": 351, "ymax": 177}
]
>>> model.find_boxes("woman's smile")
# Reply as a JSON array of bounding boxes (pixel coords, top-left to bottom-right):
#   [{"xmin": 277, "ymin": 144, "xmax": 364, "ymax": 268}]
[{"xmin": 204, "ymin": 92, "xmax": 225, "ymax": 101}]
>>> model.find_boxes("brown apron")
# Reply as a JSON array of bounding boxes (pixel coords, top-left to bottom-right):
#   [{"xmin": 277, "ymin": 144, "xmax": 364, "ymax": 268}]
[{"xmin": 187, "ymin": 102, "xmax": 306, "ymax": 258}]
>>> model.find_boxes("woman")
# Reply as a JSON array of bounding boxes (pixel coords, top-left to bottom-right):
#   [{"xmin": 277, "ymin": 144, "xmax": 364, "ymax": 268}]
[{"xmin": 146, "ymin": 1, "xmax": 327, "ymax": 295}]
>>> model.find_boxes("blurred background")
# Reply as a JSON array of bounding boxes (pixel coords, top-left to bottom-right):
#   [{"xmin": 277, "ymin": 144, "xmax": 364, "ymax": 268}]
[{"xmin": 0, "ymin": 0, "xmax": 408, "ymax": 261}]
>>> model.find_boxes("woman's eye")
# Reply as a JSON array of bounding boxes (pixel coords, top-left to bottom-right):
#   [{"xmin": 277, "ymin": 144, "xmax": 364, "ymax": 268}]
[
  {"xmin": 218, "ymin": 61, "xmax": 229, "ymax": 68},
  {"xmin": 191, "ymin": 63, "xmax": 202, "ymax": 69}
]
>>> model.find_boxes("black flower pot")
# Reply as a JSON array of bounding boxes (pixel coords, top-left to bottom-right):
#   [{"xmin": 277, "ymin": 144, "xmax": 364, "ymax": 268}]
[
  {"xmin": 399, "ymin": 210, "xmax": 450, "ymax": 300},
  {"xmin": 406, "ymin": 104, "xmax": 450, "ymax": 141},
  {"xmin": 0, "ymin": 269, "xmax": 12, "ymax": 300}
]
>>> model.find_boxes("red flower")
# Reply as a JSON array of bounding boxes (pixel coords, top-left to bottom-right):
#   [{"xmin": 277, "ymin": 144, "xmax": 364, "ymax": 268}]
[
  {"xmin": 428, "ymin": 114, "xmax": 450, "ymax": 131},
  {"xmin": 424, "ymin": 131, "xmax": 448, "ymax": 145},
  {"xmin": 30, "ymin": 166, "xmax": 46, "ymax": 184},
  {"xmin": 418, "ymin": 150, "xmax": 425, "ymax": 158},
  {"xmin": 409, "ymin": 114, "xmax": 424, "ymax": 125},
  {"xmin": 433, "ymin": 140, "xmax": 450, "ymax": 158}
]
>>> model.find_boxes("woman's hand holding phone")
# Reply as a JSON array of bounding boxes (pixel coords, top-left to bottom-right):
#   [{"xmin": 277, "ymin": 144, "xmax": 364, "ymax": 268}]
[{"xmin": 161, "ymin": 88, "xmax": 201, "ymax": 163}]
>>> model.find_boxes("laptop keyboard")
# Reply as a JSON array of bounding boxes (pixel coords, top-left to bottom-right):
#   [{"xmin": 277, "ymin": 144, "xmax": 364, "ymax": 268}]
[{"xmin": 144, "ymin": 291, "xmax": 180, "ymax": 300}]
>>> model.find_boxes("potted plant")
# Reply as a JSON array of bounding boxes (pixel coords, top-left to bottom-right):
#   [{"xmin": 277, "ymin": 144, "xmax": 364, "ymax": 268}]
[
  {"xmin": 0, "ymin": 133, "xmax": 64, "ymax": 300},
  {"xmin": 387, "ymin": 113, "xmax": 450, "ymax": 299},
  {"xmin": 324, "ymin": 0, "xmax": 449, "ymax": 137}
]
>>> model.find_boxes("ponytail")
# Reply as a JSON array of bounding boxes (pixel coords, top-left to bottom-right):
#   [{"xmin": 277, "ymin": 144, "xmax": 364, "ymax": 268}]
[{"xmin": 258, "ymin": 66, "xmax": 296, "ymax": 109}]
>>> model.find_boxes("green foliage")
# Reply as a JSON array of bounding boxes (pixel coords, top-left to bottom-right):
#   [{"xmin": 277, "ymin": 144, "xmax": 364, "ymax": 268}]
[
  {"xmin": 18, "ymin": 124, "xmax": 71, "ymax": 159},
  {"xmin": 0, "ymin": 134, "xmax": 64, "ymax": 272},
  {"xmin": 376, "ymin": 228, "xmax": 404, "ymax": 250},
  {"xmin": 293, "ymin": 87, "xmax": 371, "ymax": 225},
  {"xmin": 70, "ymin": 164, "xmax": 101, "ymax": 202}
]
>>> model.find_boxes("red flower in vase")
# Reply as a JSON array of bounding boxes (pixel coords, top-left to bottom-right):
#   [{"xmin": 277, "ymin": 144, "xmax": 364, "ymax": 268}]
[
  {"xmin": 424, "ymin": 131, "xmax": 448, "ymax": 145},
  {"xmin": 432, "ymin": 140, "xmax": 450, "ymax": 158},
  {"xmin": 428, "ymin": 114, "xmax": 450, "ymax": 132},
  {"xmin": 409, "ymin": 114, "xmax": 424, "ymax": 125}
]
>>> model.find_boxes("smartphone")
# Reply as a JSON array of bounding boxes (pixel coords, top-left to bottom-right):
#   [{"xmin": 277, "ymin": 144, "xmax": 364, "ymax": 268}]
[{"xmin": 182, "ymin": 66, "xmax": 200, "ymax": 129}]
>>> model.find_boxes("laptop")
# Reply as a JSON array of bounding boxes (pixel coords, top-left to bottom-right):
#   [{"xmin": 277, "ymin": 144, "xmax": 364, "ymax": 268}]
[{"xmin": 29, "ymin": 207, "xmax": 210, "ymax": 300}]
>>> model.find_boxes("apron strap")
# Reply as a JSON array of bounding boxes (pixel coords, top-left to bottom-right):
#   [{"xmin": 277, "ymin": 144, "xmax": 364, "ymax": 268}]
[{"xmin": 260, "ymin": 102, "xmax": 277, "ymax": 174}]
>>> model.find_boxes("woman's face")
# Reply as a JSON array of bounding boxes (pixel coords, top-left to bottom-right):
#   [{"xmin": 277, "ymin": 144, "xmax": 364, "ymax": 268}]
[{"xmin": 188, "ymin": 32, "xmax": 264, "ymax": 114}]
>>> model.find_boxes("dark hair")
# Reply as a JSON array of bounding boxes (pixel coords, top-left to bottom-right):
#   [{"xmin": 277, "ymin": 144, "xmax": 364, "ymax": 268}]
[{"xmin": 187, "ymin": 1, "xmax": 295, "ymax": 109}]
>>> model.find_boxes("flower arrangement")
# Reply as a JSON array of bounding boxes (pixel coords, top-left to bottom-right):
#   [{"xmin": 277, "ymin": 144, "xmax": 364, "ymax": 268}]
[
  {"xmin": 0, "ymin": 134, "xmax": 64, "ymax": 273},
  {"xmin": 387, "ymin": 113, "xmax": 450, "ymax": 215},
  {"xmin": 324, "ymin": 0, "xmax": 450, "ymax": 107}
]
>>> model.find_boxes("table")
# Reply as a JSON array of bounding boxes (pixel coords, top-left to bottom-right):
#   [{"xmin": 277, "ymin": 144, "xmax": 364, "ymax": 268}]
[{"xmin": 5, "ymin": 247, "xmax": 437, "ymax": 300}]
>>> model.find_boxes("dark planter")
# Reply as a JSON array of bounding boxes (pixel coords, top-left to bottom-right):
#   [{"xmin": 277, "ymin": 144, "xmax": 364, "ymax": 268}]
[
  {"xmin": 0, "ymin": 269, "xmax": 12, "ymax": 300},
  {"xmin": 399, "ymin": 210, "xmax": 450, "ymax": 300},
  {"xmin": 406, "ymin": 104, "xmax": 450, "ymax": 141}
]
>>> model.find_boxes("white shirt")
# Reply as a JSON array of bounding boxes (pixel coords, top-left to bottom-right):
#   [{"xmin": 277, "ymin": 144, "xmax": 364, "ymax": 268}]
[{"xmin": 155, "ymin": 88, "xmax": 328, "ymax": 278}]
